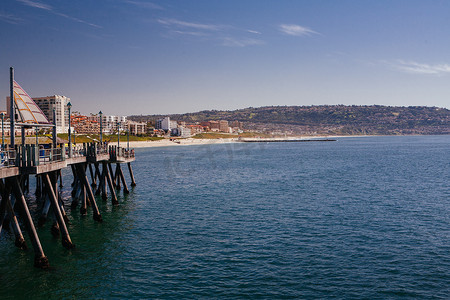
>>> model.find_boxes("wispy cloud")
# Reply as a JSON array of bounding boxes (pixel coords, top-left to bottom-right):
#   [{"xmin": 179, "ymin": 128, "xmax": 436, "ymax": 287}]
[
  {"xmin": 157, "ymin": 18, "xmax": 265, "ymax": 47},
  {"xmin": 222, "ymin": 37, "xmax": 265, "ymax": 47},
  {"xmin": 17, "ymin": 0, "xmax": 51, "ymax": 11},
  {"xmin": 158, "ymin": 18, "xmax": 223, "ymax": 31},
  {"xmin": 392, "ymin": 60, "xmax": 450, "ymax": 75},
  {"xmin": 16, "ymin": 0, "xmax": 101, "ymax": 28},
  {"xmin": 247, "ymin": 29, "xmax": 261, "ymax": 35},
  {"xmin": 124, "ymin": 1, "xmax": 163, "ymax": 10},
  {"xmin": 54, "ymin": 11, "xmax": 101, "ymax": 28},
  {"xmin": 0, "ymin": 12, "xmax": 23, "ymax": 24},
  {"xmin": 171, "ymin": 30, "xmax": 209, "ymax": 37},
  {"xmin": 279, "ymin": 24, "xmax": 318, "ymax": 36}
]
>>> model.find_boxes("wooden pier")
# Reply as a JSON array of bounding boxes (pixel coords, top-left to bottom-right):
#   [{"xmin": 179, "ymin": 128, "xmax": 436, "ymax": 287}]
[{"xmin": 0, "ymin": 142, "xmax": 136, "ymax": 268}]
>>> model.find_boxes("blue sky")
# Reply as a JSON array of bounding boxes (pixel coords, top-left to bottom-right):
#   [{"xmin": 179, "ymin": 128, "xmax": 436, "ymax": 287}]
[{"xmin": 1, "ymin": 0, "xmax": 450, "ymax": 115}]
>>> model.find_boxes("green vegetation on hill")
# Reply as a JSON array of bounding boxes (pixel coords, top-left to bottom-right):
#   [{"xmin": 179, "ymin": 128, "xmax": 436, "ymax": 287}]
[{"xmin": 130, "ymin": 105, "xmax": 450, "ymax": 135}]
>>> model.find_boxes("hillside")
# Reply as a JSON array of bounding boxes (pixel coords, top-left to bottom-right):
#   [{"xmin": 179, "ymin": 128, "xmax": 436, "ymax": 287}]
[{"xmin": 129, "ymin": 105, "xmax": 450, "ymax": 136}]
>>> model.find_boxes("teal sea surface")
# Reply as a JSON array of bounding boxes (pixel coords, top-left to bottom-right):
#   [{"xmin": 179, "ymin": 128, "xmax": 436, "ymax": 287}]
[{"xmin": 0, "ymin": 136, "xmax": 449, "ymax": 299}]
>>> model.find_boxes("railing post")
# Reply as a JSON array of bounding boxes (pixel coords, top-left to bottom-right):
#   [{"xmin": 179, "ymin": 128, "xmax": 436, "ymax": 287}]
[
  {"xmin": 31, "ymin": 145, "xmax": 35, "ymax": 166},
  {"xmin": 16, "ymin": 145, "xmax": 19, "ymax": 167},
  {"xmin": 61, "ymin": 144, "xmax": 65, "ymax": 161},
  {"xmin": 21, "ymin": 145, "xmax": 26, "ymax": 167},
  {"xmin": 26, "ymin": 145, "xmax": 31, "ymax": 167},
  {"xmin": 35, "ymin": 145, "xmax": 39, "ymax": 166}
]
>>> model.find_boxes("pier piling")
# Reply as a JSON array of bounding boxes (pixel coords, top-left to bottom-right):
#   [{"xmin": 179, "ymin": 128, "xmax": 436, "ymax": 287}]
[
  {"xmin": 44, "ymin": 173, "xmax": 75, "ymax": 249},
  {"xmin": 117, "ymin": 163, "xmax": 129, "ymax": 194},
  {"xmin": 9, "ymin": 177, "xmax": 49, "ymax": 269},
  {"xmin": 128, "ymin": 162, "xmax": 136, "ymax": 187},
  {"xmin": 1, "ymin": 137, "xmax": 135, "ymax": 268},
  {"xmin": 75, "ymin": 164, "xmax": 102, "ymax": 222},
  {"xmin": 105, "ymin": 162, "xmax": 118, "ymax": 205}
]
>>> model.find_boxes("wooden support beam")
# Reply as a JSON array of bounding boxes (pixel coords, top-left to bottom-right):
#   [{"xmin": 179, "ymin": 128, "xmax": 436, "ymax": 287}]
[
  {"xmin": 94, "ymin": 163, "xmax": 102, "ymax": 184},
  {"xmin": 101, "ymin": 164, "xmax": 107, "ymax": 200},
  {"xmin": 43, "ymin": 173, "xmax": 75, "ymax": 249},
  {"xmin": 80, "ymin": 185, "xmax": 87, "ymax": 215},
  {"xmin": 8, "ymin": 176, "xmax": 49, "ymax": 269},
  {"xmin": 35, "ymin": 175, "xmax": 42, "ymax": 198},
  {"xmin": 0, "ymin": 179, "xmax": 8, "ymax": 234},
  {"xmin": 59, "ymin": 169, "xmax": 63, "ymax": 188},
  {"xmin": 54, "ymin": 172, "xmax": 69, "ymax": 224},
  {"xmin": 117, "ymin": 164, "xmax": 129, "ymax": 194},
  {"xmin": 108, "ymin": 163, "xmax": 116, "ymax": 189},
  {"xmin": 75, "ymin": 164, "xmax": 102, "ymax": 222},
  {"xmin": 38, "ymin": 196, "xmax": 51, "ymax": 227},
  {"xmin": 71, "ymin": 175, "xmax": 81, "ymax": 198},
  {"xmin": 88, "ymin": 163, "xmax": 96, "ymax": 187},
  {"xmin": 70, "ymin": 164, "xmax": 77, "ymax": 187},
  {"xmin": 25, "ymin": 175, "xmax": 30, "ymax": 194},
  {"xmin": 128, "ymin": 162, "xmax": 136, "ymax": 187},
  {"xmin": 103, "ymin": 161, "xmax": 118, "ymax": 205},
  {"xmin": 71, "ymin": 180, "xmax": 80, "ymax": 209},
  {"xmin": 0, "ymin": 180, "xmax": 27, "ymax": 249},
  {"xmin": 115, "ymin": 163, "xmax": 121, "ymax": 190},
  {"xmin": 6, "ymin": 197, "xmax": 27, "ymax": 249}
]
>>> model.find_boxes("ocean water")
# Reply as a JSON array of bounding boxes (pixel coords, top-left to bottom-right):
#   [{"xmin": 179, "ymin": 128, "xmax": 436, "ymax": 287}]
[{"xmin": 0, "ymin": 135, "xmax": 449, "ymax": 299}]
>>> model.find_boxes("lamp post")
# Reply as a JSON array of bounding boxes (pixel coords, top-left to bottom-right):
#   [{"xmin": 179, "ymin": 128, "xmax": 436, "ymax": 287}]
[
  {"xmin": 67, "ymin": 102, "xmax": 72, "ymax": 158},
  {"xmin": 99, "ymin": 111, "xmax": 103, "ymax": 143},
  {"xmin": 10, "ymin": 67, "xmax": 15, "ymax": 149},
  {"xmin": 117, "ymin": 121, "xmax": 120, "ymax": 148},
  {"xmin": 127, "ymin": 128, "xmax": 129, "ymax": 152},
  {"xmin": 52, "ymin": 108, "xmax": 56, "ymax": 148},
  {"xmin": 1, "ymin": 112, "xmax": 4, "ymax": 150}
]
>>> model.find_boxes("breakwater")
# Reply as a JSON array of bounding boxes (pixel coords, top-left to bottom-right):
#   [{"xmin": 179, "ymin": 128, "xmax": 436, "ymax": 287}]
[{"xmin": 240, "ymin": 138, "xmax": 337, "ymax": 143}]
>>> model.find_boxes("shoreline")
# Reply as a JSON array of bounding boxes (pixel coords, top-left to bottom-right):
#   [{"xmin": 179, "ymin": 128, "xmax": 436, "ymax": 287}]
[
  {"xmin": 127, "ymin": 138, "xmax": 241, "ymax": 148},
  {"xmin": 125, "ymin": 134, "xmax": 448, "ymax": 149},
  {"xmin": 127, "ymin": 136, "xmax": 343, "ymax": 148}
]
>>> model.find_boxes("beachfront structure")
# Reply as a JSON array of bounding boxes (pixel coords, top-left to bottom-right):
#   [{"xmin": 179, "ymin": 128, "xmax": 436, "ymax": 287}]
[
  {"xmin": 32, "ymin": 95, "xmax": 70, "ymax": 134},
  {"xmin": 72, "ymin": 113, "xmax": 99, "ymax": 134},
  {"xmin": 230, "ymin": 120, "xmax": 244, "ymax": 130},
  {"xmin": 219, "ymin": 120, "xmax": 230, "ymax": 133},
  {"xmin": 171, "ymin": 126, "xmax": 191, "ymax": 138},
  {"xmin": 89, "ymin": 115, "xmax": 127, "ymax": 134},
  {"xmin": 6, "ymin": 95, "xmax": 70, "ymax": 134},
  {"xmin": 102, "ymin": 115, "xmax": 127, "ymax": 134},
  {"xmin": 156, "ymin": 117, "xmax": 178, "ymax": 131},
  {"xmin": 127, "ymin": 121, "xmax": 147, "ymax": 135}
]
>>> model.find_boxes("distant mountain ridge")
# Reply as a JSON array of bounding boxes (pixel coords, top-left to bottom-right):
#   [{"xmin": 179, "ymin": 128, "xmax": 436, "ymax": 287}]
[{"xmin": 129, "ymin": 105, "xmax": 450, "ymax": 135}]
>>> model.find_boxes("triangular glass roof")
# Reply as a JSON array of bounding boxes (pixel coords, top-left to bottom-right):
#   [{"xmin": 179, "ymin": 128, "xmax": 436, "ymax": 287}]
[{"xmin": 13, "ymin": 80, "xmax": 51, "ymax": 125}]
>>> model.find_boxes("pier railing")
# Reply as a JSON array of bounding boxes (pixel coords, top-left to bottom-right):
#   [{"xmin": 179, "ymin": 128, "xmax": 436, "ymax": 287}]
[
  {"xmin": 0, "ymin": 147, "xmax": 17, "ymax": 167},
  {"xmin": 67, "ymin": 143, "xmax": 109, "ymax": 159},
  {"xmin": 16, "ymin": 145, "xmax": 64, "ymax": 167},
  {"xmin": 69, "ymin": 145, "xmax": 86, "ymax": 158},
  {"xmin": 109, "ymin": 146, "xmax": 135, "ymax": 161},
  {"xmin": 2, "ymin": 143, "xmax": 134, "ymax": 168}
]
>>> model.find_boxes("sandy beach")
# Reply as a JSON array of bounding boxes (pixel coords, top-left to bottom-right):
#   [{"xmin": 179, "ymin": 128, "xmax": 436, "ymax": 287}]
[{"xmin": 126, "ymin": 136, "xmax": 347, "ymax": 148}]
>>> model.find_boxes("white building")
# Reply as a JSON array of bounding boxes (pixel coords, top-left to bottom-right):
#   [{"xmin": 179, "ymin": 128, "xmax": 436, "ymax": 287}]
[
  {"xmin": 89, "ymin": 115, "xmax": 127, "ymax": 134},
  {"xmin": 171, "ymin": 126, "xmax": 191, "ymax": 138},
  {"xmin": 127, "ymin": 121, "xmax": 147, "ymax": 135},
  {"xmin": 156, "ymin": 117, "xmax": 178, "ymax": 131},
  {"xmin": 7, "ymin": 95, "xmax": 70, "ymax": 134}
]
